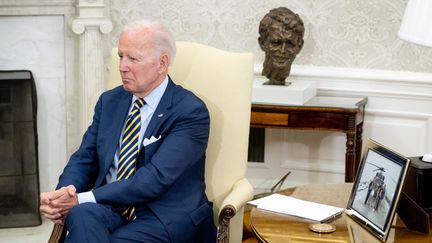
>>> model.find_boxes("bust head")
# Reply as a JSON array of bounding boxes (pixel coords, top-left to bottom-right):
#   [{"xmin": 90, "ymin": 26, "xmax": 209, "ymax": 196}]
[{"xmin": 258, "ymin": 7, "xmax": 305, "ymax": 85}]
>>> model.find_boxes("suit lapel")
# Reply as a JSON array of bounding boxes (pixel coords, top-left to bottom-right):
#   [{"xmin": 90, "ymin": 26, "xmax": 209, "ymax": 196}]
[
  {"xmin": 98, "ymin": 89, "xmax": 131, "ymax": 186},
  {"xmin": 143, "ymin": 77, "xmax": 176, "ymax": 139}
]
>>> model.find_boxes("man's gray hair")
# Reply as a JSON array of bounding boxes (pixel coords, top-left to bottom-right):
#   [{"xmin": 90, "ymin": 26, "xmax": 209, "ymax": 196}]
[{"xmin": 122, "ymin": 19, "xmax": 176, "ymax": 65}]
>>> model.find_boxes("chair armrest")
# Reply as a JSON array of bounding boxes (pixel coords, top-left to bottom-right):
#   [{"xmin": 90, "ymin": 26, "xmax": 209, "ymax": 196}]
[
  {"xmin": 217, "ymin": 178, "xmax": 254, "ymax": 242},
  {"xmin": 48, "ymin": 223, "xmax": 67, "ymax": 243},
  {"xmin": 220, "ymin": 177, "xmax": 254, "ymax": 216}
]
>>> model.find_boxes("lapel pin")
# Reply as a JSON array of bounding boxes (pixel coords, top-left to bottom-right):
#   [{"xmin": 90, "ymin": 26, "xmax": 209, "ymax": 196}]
[{"xmin": 157, "ymin": 113, "xmax": 164, "ymax": 118}]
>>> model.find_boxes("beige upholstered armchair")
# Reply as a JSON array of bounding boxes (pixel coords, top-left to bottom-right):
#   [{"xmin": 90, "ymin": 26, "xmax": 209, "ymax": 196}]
[{"xmin": 48, "ymin": 42, "xmax": 254, "ymax": 243}]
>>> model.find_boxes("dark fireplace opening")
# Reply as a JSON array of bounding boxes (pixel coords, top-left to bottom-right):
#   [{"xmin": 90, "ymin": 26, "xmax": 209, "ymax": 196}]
[{"xmin": 0, "ymin": 70, "xmax": 41, "ymax": 228}]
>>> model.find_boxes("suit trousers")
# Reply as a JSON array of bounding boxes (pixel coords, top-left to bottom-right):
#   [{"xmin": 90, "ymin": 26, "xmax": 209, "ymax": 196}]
[{"xmin": 65, "ymin": 202, "xmax": 170, "ymax": 243}]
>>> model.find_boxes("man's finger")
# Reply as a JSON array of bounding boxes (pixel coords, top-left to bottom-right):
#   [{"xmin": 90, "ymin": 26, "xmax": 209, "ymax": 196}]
[
  {"xmin": 40, "ymin": 204, "xmax": 60, "ymax": 215},
  {"xmin": 51, "ymin": 188, "xmax": 69, "ymax": 198},
  {"xmin": 40, "ymin": 192, "xmax": 51, "ymax": 205},
  {"xmin": 52, "ymin": 219, "xmax": 65, "ymax": 225},
  {"xmin": 66, "ymin": 185, "xmax": 77, "ymax": 196},
  {"xmin": 42, "ymin": 211, "xmax": 62, "ymax": 220}
]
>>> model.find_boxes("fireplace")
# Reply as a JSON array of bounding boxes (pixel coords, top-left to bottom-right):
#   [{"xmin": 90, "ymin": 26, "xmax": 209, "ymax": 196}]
[{"xmin": 0, "ymin": 70, "xmax": 41, "ymax": 228}]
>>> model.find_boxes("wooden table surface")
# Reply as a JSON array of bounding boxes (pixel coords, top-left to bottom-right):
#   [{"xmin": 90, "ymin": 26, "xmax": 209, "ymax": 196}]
[{"xmin": 249, "ymin": 183, "xmax": 432, "ymax": 243}]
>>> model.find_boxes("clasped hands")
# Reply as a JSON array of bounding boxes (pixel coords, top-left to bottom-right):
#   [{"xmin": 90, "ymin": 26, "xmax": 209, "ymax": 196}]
[{"xmin": 40, "ymin": 185, "xmax": 78, "ymax": 225}]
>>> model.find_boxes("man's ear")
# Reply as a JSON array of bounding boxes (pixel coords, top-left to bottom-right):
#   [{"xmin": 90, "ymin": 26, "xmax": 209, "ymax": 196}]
[{"xmin": 158, "ymin": 53, "xmax": 169, "ymax": 74}]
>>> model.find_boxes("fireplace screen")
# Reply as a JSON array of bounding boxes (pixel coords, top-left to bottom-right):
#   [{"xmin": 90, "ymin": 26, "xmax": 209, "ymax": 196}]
[{"xmin": 0, "ymin": 70, "xmax": 41, "ymax": 228}]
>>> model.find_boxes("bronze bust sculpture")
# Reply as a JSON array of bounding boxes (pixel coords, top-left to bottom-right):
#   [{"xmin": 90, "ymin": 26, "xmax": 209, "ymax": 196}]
[{"xmin": 258, "ymin": 7, "xmax": 305, "ymax": 86}]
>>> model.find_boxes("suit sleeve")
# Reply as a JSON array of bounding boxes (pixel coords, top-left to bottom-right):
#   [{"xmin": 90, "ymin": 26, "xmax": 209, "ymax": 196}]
[
  {"xmin": 92, "ymin": 96, "xmax": 210, "ymax": 206},
  {"xmin": 56, "ymin": 95, "xmax": 103, "ymax": 192}
]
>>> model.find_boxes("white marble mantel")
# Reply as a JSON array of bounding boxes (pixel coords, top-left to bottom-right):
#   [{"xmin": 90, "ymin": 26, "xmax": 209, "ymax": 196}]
[{"xmin": 0, "ymin": 0, "xmax": 112, "ymax": 193}]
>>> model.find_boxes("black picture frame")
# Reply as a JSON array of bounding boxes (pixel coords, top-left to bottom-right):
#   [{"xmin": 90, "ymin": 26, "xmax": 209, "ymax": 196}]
[{"xmin": 346, "ymin": 139, "xmax": 411, "ymax": 241}]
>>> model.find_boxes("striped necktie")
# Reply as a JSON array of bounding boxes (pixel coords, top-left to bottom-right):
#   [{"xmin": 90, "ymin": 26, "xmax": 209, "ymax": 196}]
[{"xmin": 117, "ymin": 98, "xmax": 145, "ymax": 221}]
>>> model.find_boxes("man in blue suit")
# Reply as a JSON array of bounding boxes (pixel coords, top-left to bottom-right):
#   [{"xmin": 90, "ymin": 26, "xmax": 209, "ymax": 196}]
[{"xmin": 40, "ymin": 19, "xmax": 216, "ymax": 242}]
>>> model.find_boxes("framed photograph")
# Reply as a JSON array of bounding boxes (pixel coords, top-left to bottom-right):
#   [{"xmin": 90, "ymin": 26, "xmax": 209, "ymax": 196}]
[{"xmin": 346, "ymin": 139, "xmax": 411, "ymax": 241}]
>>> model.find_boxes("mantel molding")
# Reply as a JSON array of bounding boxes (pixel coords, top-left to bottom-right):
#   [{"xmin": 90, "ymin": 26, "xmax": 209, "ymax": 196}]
[
  {"xmin": 72, "ymin": 0, "xmax": 112, "ymax": 134},
  {"xmin": 72, "ymin": 0, "xmax": 112, "ymax": 34},
  {"xmin": 0, "ymin": 0, "xmax": 75, "ymax": 15},
  {"xmin": 72, "ymin": 18, "xmax": 113, "ymax": 34},
  {"xmin": 0, "ymin": 0, "xmax": 74, "ymax": 7}
]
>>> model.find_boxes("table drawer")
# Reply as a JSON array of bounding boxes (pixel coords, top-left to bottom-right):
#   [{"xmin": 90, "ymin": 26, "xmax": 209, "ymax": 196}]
[
  {"xmin": 289, "ymin": 112, "xmax": 347, "ymax": 130},
  {"xmin": 250, "ymin": 111, "xmax": 289, "ymax": 126}
]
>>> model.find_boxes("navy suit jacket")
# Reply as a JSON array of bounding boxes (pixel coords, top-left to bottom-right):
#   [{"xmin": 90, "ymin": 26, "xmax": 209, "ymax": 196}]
[{"xmin": 57, "ymin": 78, "xmax": 215, "ymax": 242}]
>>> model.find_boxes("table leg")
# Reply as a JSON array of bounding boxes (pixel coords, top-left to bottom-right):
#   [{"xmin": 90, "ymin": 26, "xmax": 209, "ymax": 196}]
[
  {"xmin": 345, "ymin": 115, "xmax": 357, "ymax": 182},
  {"xmin": 355, "ymin": 122, "xmax": 364, "ymax": 179},
  {"xmin": 345, "ymin": 131, "xmax": 356, "ymax": 182}
]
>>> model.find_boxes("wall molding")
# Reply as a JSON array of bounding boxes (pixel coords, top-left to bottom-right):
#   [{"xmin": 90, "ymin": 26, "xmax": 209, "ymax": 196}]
[
  {"xmin": 319, "ymin": 88, "xmax": 432, "ymax": 101},
  {"xmin": 254, "ymin": 64, "xmax": 432, "ymax": 107},
  {"xmin": 281, "ymin": 159, "xmax": 345, "ymax": 174},
  {"xmin": 254, "ymin": 64, "xmax": 432, "ymax": 85},
  {"xmin": 366, "ymin": 109, "xmax": 432, "ymax": 119}
]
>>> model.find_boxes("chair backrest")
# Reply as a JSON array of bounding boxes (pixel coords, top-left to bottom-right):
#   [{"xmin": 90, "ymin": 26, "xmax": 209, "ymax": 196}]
[{"xmin": 109, "ymin": 42, "xmax": 254, "ymax": 240}]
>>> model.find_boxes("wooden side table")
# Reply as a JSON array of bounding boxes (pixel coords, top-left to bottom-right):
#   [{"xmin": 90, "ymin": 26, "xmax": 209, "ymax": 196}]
[
  {"xmin": 249, "ymin": 183, "xmax": 432, "ymax": 243},
  {"xmin": 250, "ymin": 96, "xmax": 368, "ymax": 182}
]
